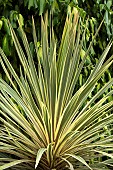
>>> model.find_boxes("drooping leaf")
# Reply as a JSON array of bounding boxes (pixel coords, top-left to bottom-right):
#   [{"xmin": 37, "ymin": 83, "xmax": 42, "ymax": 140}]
[
  {"xmin": 0, "ymin": 159, "xmax": 30, "ymax": 170},
  {"xmin": 65, "ymin": 154, "xmax": 92, "ymax": 170},
  {"xmin": 35, "ymin": 148, "xmax": 47, "ymax": 169}
]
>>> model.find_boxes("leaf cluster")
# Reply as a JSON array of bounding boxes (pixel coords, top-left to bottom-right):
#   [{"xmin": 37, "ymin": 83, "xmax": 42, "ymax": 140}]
[{"xmin": 0, "ymin": 8, "xmax": 113, "ymax": 169}]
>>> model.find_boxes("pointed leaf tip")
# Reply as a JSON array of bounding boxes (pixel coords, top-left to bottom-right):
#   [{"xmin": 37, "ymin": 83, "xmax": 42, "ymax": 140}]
[{"xmin": 35, "ymin": 148, "xmax": 47, "ymax": 169}]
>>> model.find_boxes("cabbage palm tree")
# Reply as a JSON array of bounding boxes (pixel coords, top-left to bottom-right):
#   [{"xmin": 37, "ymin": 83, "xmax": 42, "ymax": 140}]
[{"xmin": 0, "ymin": 8, "xmax": 113, "ymax": 170}]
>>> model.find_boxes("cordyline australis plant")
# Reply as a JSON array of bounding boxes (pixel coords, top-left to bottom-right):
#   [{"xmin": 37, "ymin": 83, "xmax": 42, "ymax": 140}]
[{"xmin": 0, "ymin": 8, "xmax": 113, "ymax": 170}]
